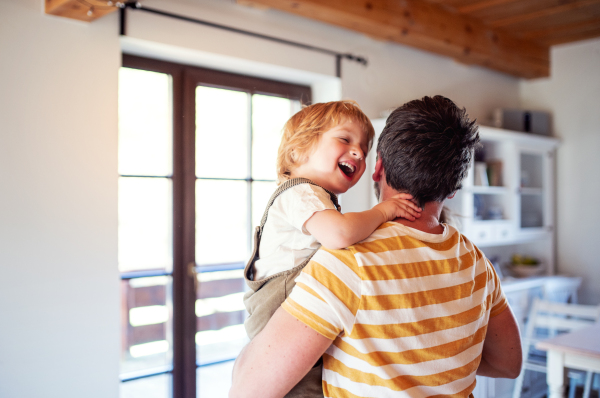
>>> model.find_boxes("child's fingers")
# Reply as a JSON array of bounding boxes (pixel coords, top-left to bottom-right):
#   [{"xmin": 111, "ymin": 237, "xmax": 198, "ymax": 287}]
[
  {"xmin": 392, "ymin": 198, "xmax": 422, "ymax": 212},
  {"xmin": 398, "ymin": 205, "xmax": 421, "ymax": 219},
  {"xmin": 399, "ymin": 209, "xmax": 416, "ymax": 221}
]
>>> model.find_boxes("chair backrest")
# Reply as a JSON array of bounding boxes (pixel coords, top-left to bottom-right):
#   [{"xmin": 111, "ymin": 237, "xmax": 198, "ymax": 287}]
[
  {"xmin": 523, "ymin": 298, "xmax": 600, "ymax": 352},
  {"xmin": 542, "ymin": 277, "xmax": 583, "ymax": 304}
]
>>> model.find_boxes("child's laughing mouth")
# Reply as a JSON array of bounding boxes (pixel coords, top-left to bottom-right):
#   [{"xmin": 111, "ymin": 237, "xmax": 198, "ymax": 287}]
[{"xmin": 338, "ymin": 161, "xmax": 356, "ymax": 179}]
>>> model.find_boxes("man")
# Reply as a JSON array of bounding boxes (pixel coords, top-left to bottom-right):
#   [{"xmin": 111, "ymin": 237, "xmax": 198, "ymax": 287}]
[{"xmin": 230, "ymin": 96, "xmax": 522, "ymax": 398}]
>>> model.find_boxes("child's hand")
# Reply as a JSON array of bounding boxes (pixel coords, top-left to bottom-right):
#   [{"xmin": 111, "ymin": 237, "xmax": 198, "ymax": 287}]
[{"xmin": 375, "ymin": 193, "xmax": 422, "ymax": 221}]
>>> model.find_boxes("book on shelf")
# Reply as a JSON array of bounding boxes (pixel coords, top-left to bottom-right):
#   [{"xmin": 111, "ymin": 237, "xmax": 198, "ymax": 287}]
[
  {"xmin": 474, "ymin": 162, "xmax": 489, "ymax": 186},
  {"xmin": 487, "ymin": 160, "xmax": 503, "ymax": 187}
]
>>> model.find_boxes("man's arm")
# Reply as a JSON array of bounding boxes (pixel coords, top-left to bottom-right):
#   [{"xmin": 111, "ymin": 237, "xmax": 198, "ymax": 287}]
[
  {"xmin": 230, "ymin": 307, "xmax": 333, "ymax": 398},
  {"xmin": 477, "ymin": 306, "xmax": 523, "ymax": 379}
]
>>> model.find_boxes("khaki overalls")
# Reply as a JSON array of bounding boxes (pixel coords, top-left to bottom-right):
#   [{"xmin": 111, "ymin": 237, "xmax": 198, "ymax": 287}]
[{"xmin": 243, "ymin": 177, "xmax": 340, "ymax": 398}]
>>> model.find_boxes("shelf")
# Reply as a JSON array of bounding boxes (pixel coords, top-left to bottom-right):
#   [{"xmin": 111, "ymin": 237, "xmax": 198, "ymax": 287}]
[
  {"xmin": 472, "ymin": 219, "xmax": 510, "ymax": 225},
  {"xmin": 475, "ymin": 233, "xmax": 552, "ymax": 248},
  {"xmin": 520, "ymin": 187, "xmax": 543, "ymax": 195},
  {"xmin": 471, "ymin": 185, "xmax": 508, "ymax": 195}
]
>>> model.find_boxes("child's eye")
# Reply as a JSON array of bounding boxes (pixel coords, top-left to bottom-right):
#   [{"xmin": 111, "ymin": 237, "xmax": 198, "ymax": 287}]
[{"xmin": 339, "ymin": 138, "xmax": 349, "ymax": 143}]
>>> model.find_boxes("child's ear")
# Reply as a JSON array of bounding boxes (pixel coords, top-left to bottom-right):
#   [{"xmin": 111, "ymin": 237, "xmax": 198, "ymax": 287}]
[
  {"xmin": 290, "ymin": 149, "xmax": 302, "ymax": 164},
  {"xmin": 372, "ymin": 158, "xmax": 384, "ymax": 182}
]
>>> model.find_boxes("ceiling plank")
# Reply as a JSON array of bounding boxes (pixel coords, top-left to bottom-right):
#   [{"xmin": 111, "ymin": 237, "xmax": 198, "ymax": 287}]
[
  {"xmin": 237, "ymin": 0, "xmax": 549, "ymax": 78},
  {"xmin": 489, "ymin": 0, "xmax": 600, "ymax": 27},
  {"xmin": 541, "ymin": 27, "xmax": 600, "ymax": 45},
  {"xmin": 540, "ymin": 25, "xmax": 600, "ymax": 45},
  {"xmin": 520, "ymin": 17, "xmax": 600, "ymax": 40},
  {"xmin": 457, "ymin": 0, "xmax": 520, "ymax": 14}
]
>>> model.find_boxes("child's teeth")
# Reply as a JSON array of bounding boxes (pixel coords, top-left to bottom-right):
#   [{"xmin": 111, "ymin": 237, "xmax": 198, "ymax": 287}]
[{"xmin": 340, "ymin": 162, "xmax": 355, "ymax": 172}]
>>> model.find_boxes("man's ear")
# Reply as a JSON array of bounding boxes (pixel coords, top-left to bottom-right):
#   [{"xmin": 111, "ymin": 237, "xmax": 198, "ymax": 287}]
[
  {"xmin": 447, "ymin": 192, "xmax": 456, "ymax": 199},
  {"xmin": 373, "ymin": 158, "xmax": 384, "ymax": 182}
]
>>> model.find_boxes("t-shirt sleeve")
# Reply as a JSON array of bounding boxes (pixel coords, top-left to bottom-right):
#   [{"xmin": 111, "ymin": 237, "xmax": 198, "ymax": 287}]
[
  {"xmin": 282, "ymin": 247, "xmax": 362, "ymax": 340},
  {"xmin": 281, "ymin": 184, "xmax": 336, "ymax": 234},
  {"xmin": 487, "ymin": 258, "xmax": 508, "ymax": 318}
]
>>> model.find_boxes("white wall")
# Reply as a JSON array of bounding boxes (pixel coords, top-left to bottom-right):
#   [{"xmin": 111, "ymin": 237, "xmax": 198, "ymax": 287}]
[
  {"xmin": 0, "ymin": 1, "xmax": 121, "ymax": 397},
  {"xmin": 520, "ymin": 38, "xmax": 600, "ymax": 305},
  {"xmin": 0, "ymin": 0, "xmax": 522, "ymax": 396}
]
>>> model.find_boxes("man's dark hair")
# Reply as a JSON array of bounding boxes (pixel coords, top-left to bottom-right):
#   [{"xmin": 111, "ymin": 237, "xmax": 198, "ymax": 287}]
[{"xmin": 377, "ymin": 96, "xmax": 479, "ymax": 208}]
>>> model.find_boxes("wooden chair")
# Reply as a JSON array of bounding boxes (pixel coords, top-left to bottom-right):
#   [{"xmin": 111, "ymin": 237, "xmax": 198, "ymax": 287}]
[
  {"xmin": 542, "ymin": 276, "xmax": 582, "ymax": 305},
  {"xmin": 512, "ymin": 298, "xmax": 600, "ymax": 398}
]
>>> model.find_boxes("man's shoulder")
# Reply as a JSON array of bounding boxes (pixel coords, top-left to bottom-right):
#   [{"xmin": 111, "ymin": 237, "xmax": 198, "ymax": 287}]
[
  {"xmin": 312, "ymin": 245, "xmax": 357, "ymax": 266},
  {"xmin": 308, "ymin": 222, "xmax": 403, "ymax": 272},
  {"xmin": 345, "ymin": 222, "xmax": 484, "ymax": 261}
]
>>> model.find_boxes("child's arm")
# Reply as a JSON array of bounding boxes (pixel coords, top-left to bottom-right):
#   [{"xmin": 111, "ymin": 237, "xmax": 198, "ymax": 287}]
[{"xmin": 304, "ymin": 193, "xmax": 421, "ymax": 249}]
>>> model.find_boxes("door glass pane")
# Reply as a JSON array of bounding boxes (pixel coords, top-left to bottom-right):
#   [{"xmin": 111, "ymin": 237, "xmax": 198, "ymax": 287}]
[
  {"xmin": 196, "ymin": 87, "xmax": 249, "ymax": 179},
  {"xmin": 197, "ymin": 361, "xmax": 235, "ymax": 398},
  {"xmin": 120, "ymin": 373, "xmax": 172, "ymax": 398},
  {"xmin": 121, "ymin": 276, "xmax": 172, "ymax": 374},
  {"xmin": 251, "ymin": 95, "xmax": 297, "ymax": 181},
  {"xmin": 118, "ymin": 68, "xmax": 173, "ymax": 177},
  {"xmin": 252, "ymin": 180, "xmax": 278, "ymax": 230},
  {"xmin": 118, "ymin": 177, "xmax": 173, "ymax": 272},
  {"xmin": 195, "ymin": 180, "xmax": 248, "ymax": 265},
  {"xmin": 196, "ymin": 269, "xmax": 247, "ymax": 366}
]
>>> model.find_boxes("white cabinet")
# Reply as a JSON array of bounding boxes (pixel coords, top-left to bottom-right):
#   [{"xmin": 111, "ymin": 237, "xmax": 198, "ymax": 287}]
[{"xmin": 444, "ymin": 126, "xmax": 559, "ymax": 249}]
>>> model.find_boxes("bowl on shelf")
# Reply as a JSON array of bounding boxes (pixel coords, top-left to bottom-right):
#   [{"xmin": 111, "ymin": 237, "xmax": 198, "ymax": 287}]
[{"xmin": 509, "ymin": 263, "xmax": 545, "ymax": 278}]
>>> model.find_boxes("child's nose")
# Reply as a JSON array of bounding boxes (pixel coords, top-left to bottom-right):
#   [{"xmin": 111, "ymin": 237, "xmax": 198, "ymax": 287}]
[{"xmin": 351, "ymin": 148, "xmax": 364, "ymax": 160}]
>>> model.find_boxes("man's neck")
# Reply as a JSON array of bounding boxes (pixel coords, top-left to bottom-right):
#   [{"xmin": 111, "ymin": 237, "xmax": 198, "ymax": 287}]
[
  {"xmin": 393, "ymin": 201, "xmax": 445, "ymax": 234},
  {"xmin": 379, "ymin": 184, "xmax": 445, "ymax": 234}
]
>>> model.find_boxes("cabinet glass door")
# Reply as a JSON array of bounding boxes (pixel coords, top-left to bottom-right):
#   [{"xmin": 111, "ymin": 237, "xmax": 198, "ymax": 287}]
[{"xmin": 519, "ymin": 152, "xmax": 545, "ymax": 229}]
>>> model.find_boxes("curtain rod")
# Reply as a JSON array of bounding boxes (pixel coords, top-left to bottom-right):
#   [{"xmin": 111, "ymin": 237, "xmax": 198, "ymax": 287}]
[{"xmin": 118, "ymin": 1, "xmax": 367, "ymax": 78}]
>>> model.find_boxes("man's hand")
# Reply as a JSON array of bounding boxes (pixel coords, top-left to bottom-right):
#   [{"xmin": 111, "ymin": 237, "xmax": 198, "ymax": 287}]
[
  {"xmin": 230, "ymin": 307, "xmax": 332, "ymax": 398},
  {"xmin": 477, "ymin": 306, "xmax": 523, "ymax": 379},
  {"xmin": 374, "ymin": 193, "xmax": 422, "ymax": 221}
]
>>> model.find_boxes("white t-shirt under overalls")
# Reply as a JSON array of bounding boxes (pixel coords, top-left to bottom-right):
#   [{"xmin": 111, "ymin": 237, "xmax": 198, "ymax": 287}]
[{"xmin": 252, "ymin": 183, "xmax": 337, "ymax": 280}]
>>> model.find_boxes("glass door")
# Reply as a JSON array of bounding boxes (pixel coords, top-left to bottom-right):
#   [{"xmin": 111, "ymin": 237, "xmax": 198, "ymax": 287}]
[
  {"xmin": 118, "ymin": 54, "xmax": 310, "ymax": 398},
  {"xmin": 190, "ymin": 79, "xmax": 302, "ymax": 397},
  {"xmin": 118, "ymin": 64, "xmax": 177, "ymax": 398}
]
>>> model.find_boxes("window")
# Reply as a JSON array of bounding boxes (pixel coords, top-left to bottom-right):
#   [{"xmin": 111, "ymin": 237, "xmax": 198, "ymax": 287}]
[{"xmin": 118, "ymin": 55, "xmax": 310, "ymax": 398}]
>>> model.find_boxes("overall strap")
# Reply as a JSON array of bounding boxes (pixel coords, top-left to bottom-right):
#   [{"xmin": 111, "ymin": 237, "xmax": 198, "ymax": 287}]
[{"xmin": 245, "ymin": 177, "xmax": 340, "ymax": 287}]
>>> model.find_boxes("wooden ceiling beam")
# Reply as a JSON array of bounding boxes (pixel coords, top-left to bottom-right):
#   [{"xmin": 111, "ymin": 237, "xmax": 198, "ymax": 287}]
[
  {"xmin": 489, "ymin": 0, "xmax": 600, "ymax": 27},
  {"xmin": 520, "ymin": 17, "xmax": 600, "ymax": 41},
  {"xmin": 457, "ymin": 0, "xmax": 521, "ymax": 14},
  {"xmin": 540, "ymin": 26, "xmax": 600, "ymax": 45},
  {"xmin": 237, "ymin": 0, "xmax": 549, "ymax": 78},
  {"xmin": 45, "ymin": 0, "xmax": 118, "ymax": 22}
]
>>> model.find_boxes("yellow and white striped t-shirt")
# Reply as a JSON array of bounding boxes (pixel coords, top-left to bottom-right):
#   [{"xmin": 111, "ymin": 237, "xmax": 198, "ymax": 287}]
[{"xmin": 282, "ymin": 222, "xmax": 507, "ymax": 398}]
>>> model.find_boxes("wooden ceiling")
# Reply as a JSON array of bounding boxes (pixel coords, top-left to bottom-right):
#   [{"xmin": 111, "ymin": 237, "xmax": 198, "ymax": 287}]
[
  {"xmin": 429, "ymin": 0, "xmax": 600, "ymax": 46},
  {"xmin": 238, "ymin": 0, "xmax": 600, "ymax": 79}
]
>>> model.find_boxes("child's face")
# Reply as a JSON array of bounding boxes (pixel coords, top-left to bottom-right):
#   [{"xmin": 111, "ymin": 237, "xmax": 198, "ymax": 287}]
[{"xmin": 293, "ymin": 120, "xmax": 369, "ymax": 195}]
